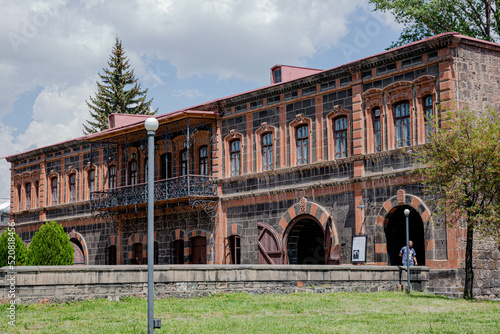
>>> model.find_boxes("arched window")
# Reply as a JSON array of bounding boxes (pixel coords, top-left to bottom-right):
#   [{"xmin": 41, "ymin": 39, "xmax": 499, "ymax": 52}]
[
  {"xmin": 172, "ymin": 239, "xmax": 184, "ymax": 264},
  {"xmin": 394, "ymin": 101, "xmax": 411, "ymax": 147},
  {"xmin": 334, "ymin": 116, "xmax": 348, "ymax": 158},
  {"xmin": 373, "ymin": 107, "xmax": 382, "ymax": 152},
  {"xmin": 25, "ymin": 183, "xmax": 31, "ymax": 210},
  {"xmin": 180, "ymin": 149, "xmax": 188, "ymax": 176},
  {"xmin": 69, "ymin": 174, "xmax": 76, "ymax": 203},
  {"xmin": 261, "ymin": 133, "xmax": 273, "ymax": 171},
  {"xmin": 88, "ymin": 169, "xmax": 95, "ymax": 193},
  {"xmin": 51, "ymin": 178, "xmax": 58, "ymax": 205},
  {"xmin": 230, "ymin": 140, "xmax": 241, "ymax": 176},
  {"xmin": 296, "ymin": 125, "xmax": 309, "ymax": 165},
  {"xmin": 108, "ymin": 165, "xmax": 116, "ymax": 189},
  {"xmin": 129, "ymin": 156, "xmax": 137, "ymax": 185},
  {"xmin": 199, "ymin": 146, "xmax": 208, "ymax": 175},
  {"xmin": 424, "ymin": 95, "xmax": 434, "ymax": 139},
  {"xmin": 229, "ymin": 235, "xmax": 241, "ymax": 264}
]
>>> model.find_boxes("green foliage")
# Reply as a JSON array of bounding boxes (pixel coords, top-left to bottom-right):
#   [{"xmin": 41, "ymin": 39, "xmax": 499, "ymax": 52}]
[
  {"xmin": 370, "ymin": 0, "xmax": 500, "ymax": 48},
  {"xmin": 414, "ymin": 106, "xmax": 500, "ymax": 299},
  {"xmin": 0, "ymin": 229, "xmax": 27, "ymax": 267},
  {"xmin": 26, "ymin": 220, "xmax": 74, "ymax": 266},
  {"xmin": 1, "ymin": 292, "xmax": 499, "ymax": 333},
  {"xmin": 83, "ymin": 37, "xmax": 157, "ymax": 134}
]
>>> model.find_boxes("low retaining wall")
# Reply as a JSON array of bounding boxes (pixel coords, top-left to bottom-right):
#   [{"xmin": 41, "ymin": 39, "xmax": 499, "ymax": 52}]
[{"xmin": 0, "ymin": 265, "xmax": 429, "ymax": 304}]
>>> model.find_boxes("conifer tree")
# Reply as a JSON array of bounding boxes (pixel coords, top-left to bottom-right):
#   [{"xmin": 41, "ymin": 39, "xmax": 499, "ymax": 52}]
[{"xmin": 83, "ymin": 37, "xmax": 157, "ymax": 134}]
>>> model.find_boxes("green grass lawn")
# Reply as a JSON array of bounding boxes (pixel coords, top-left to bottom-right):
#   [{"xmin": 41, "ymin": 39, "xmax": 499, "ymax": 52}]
[{"xmin": 1, "ymin": 292, "xmax": 499, "ymax": 333}]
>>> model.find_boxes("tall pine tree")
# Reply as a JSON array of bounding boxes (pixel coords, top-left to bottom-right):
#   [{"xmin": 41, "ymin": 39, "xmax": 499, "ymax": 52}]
[{"xmin": 83, "ymin": 37, "xmax": 157, "ymax": 134}]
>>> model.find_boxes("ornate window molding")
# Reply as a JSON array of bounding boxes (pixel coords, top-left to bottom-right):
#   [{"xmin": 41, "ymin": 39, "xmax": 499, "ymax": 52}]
[
  {"xmin": 255, "ymin": 122, "xmax": 277, "ymax": 172},
  {"xmin": 224, "ymin": 130, "xmax": 244, "ymax": 177},
  {"xmin": 326, "ymin": 107, "xmax": 351, "ymax": 160},
  {"xmin": 289, "ymin": 114, "xmax": 312, "ymax": 167}
]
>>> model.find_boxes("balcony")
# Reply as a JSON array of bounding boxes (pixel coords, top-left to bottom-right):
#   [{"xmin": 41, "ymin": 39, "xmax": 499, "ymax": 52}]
[{"xmin": 90, "ymin": 175, "xmax": 217, "ymax": 212}]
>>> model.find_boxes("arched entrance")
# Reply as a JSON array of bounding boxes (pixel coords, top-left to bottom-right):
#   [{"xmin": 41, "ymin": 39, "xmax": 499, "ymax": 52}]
[
  {"xmin": 70, "ymin": 238, "xmax": 85, "ymax": 265},
  {"xmin": 385, "ymin": 205, "xmax": 425, "ymax": 266},
  {"xmin": 286, "ymin": 218, "xmax": 325, "ymax": 264}
]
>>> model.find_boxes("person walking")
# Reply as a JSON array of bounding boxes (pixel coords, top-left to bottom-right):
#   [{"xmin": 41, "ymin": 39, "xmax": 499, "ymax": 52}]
[{"xmin": 399, "ymin": 240, "xmax": 418, "ymax": 266}]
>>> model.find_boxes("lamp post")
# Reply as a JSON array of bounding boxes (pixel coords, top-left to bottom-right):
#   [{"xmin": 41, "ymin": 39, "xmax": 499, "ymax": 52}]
[
  {"xmin": 145, "ymin": 117, "xmax": 159, "ymax": 333},
  {"xmin": 404, "ymin": 208, "xmax": 410, "ymax": 293}
]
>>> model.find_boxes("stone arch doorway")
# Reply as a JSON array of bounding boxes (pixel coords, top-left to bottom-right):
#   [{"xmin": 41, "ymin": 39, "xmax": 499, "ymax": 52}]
[
  {"xmin": 385, "ymin": 205, "xmax": 425, "ymax": 266},
  {"xmin": 284, "ymin": 216, "xmax": 325, "ymax": 264}
]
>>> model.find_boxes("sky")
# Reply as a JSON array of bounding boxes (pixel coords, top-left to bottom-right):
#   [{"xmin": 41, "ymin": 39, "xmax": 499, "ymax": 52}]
[{"xmin": 0, "ymin": 0, "xmax": 402, "ymax": 200}]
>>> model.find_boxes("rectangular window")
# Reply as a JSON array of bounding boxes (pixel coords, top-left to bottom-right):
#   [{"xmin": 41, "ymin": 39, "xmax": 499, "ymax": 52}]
[
  {"xmin": 340, "ymin": 77, "xmax": 352, "ymax": 86},
  {"xmin": 69, "ymin": 174, "xmax": 76, "ymax": 203},
  {"xmin": 273, "ymin": 69, "xmax": 282, "ymax": 83},
  {"xmin": 51, "ymin": 178, "xmax": 58, "ymax": 205},
  {"xmin": 199, "ymin": 146, "xmax": 208, "ymax": 175},
  {"xmin": 334, "ymin": 117, "xmax": 348, "ymax": 158},
  {"xmin": 181, "ymin": 150, "xmax": 188, "ymax": 176},
  {"xmin": 373, "ymin": 108, "xmax": 381, "ymax": 152},
  {"xmin": 250, "ymin": 100, "xmax": 263, "ymax": 109},
  {"xmin": 284, "ymin": 91, "xmax": 298, "ymax": 101},
  {"xmin": 108, "ymin": 165, "xmax": 116, "ymax": 189},
  {"xmin": 296, "ymin": 125, "xmax": 309, "ymax": 165},
  {"xmin": 395, "ymin": 102, "xmax": 411, "ymax": 147},
  {"xmin": 234, "ymin": 104, "xmax": 247, "ymax": 113},
  {"xmin": 320, "ymin": 81, "xmax": 336, "ymax": 91},
  {"xmin": 302, "ymin": 86, "xmax": 317, "ymax": 96},
  {"xmin": 161, "ymin": 153, "xmax": 172, "ymax": 179},
  {"xmin": 267, "ymin": 95, "xmax": 281, "ymax": 105},
  {"xmin": 129, "ymin": 160, "xmax": 137, "ymax": 185},
  {"xmin": 88, "ymin": 170, "xmax": 95, "ymax": 193},
  {"xmin": 25, "ymin": 183, "xmax": 31, "ymax": 210},
  {"xmin": 261, "ymin": 133, "xmax": 273, "ymax": 171},
  {"xmin": 424, "ymin": 95, "xmax": 434, "ymax": 139},
  {"xmin": 230, "ymin": 140, "xmax": 241, "ymax": 176}
]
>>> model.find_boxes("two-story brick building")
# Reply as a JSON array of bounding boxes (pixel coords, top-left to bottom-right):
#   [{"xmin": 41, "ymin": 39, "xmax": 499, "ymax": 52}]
[{"xmin": 4, "ymin": 32, "xmax": 500, "ymax": 297}]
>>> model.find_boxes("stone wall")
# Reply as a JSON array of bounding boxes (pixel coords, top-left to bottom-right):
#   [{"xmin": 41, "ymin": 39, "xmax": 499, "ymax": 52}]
[{"xmin": 0, "ymin": 265, "xmax": 428, "ymax": 304}]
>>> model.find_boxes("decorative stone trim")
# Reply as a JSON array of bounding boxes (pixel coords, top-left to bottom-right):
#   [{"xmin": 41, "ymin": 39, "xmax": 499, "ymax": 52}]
[
  {"xmin": 184, "ymin": 229, "xmax": 214, "ymax": 264},
  {"xmin": 227, "ymin": 224, "xmax": 243, "ymax": 237},
  {"xmin": 69, "ymin": 230, "xmax": 89, "ymax": 265}
]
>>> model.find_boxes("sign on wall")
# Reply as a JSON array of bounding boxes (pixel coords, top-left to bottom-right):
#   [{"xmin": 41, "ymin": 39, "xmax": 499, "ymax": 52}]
[{"xmin": 351, "ymin": 235, "xmax": 367, "ymax": 263}]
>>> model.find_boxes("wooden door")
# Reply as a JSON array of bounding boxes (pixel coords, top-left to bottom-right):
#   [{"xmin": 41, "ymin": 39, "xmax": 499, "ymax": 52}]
[
  {"xmin": 258, "ymin": 223, "xmax": 283, "ymax": 264},
  {"xmin": 191, "ymin": 237, "xmax": 207, "ymax": 264},
  {"xmin": 324, "ymin": 220, "xmax": 340, "ymax": 265}
]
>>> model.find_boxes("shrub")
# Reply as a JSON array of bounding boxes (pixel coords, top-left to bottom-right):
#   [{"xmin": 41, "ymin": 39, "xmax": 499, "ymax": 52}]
[
  {"xmin": 26, "ymin": 220, "xmax": 74, "ymax": 266},
  {"xmin": 0, "ymin": 229, "xmax": 27, "ymax": 267}
]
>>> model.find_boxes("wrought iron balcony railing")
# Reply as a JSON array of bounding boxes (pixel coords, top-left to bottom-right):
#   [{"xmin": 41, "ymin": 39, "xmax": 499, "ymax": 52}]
[{"xmin": 90, "ymin": 175, "xmax": 217, "ymax": 211}]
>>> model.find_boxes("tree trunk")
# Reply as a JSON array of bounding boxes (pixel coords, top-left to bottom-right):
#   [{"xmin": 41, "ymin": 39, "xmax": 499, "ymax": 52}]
[{"xmin": 464, "ymin": 218, "xmax": 474, "ymax": 300}]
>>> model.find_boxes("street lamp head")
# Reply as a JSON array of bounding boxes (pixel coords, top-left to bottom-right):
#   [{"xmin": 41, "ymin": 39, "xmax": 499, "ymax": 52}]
[
  {"xmin": 144, "ymin": 117, "xmax": 159, "ymax": 132},
  {"xmin": 404, "ymin": 208, "xmax": 410, "ymax": 216}
]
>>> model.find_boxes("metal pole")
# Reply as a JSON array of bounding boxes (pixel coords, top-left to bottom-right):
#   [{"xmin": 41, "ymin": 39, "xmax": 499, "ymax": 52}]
[
  {"xmin": 404, "ymin": 208, "xmax": 410, "ymax": 293},
  {"xmin": 145, "ymin": 118, "xmax": 158, "ymax": 333}
]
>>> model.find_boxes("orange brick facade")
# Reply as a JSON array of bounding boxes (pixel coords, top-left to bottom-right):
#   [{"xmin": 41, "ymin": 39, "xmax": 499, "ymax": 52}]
[{"xmin": 5, "ymin": 33, "xmax": 500, "ymax": 296}]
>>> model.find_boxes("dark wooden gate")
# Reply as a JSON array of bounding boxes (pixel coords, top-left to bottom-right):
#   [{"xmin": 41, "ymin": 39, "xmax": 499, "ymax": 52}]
[
  {"xmin": 191, "ymin": 237, "xmax": 207, "ymax": 264},
  {"xmin": 258, "ymin": 223, "xmax": 283, "ymax": 264}
]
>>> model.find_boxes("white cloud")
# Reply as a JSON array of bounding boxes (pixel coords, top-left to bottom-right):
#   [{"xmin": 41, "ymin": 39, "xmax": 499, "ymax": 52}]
[
  {"xmin": 0, "ymin": 0, "xmax": 402, "ymax": 198},
  {"xmin": 172, "ymin": 89, "xmax": 205, "ymax": 100}
]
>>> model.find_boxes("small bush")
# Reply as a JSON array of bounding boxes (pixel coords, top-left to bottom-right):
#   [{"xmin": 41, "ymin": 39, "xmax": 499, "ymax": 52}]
[
  {"xmin": 0, "ymin": 229, "xmax": 27, "ymax": 267},
  {"xmin": 26, "ymin": 220, "xmax": 74, "ymax": 266}
]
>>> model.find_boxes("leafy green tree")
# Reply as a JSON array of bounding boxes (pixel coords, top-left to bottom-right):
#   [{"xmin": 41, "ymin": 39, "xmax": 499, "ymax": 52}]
[
  {"xmin": 26, "ymin": 220, "xmax": 74, "ymax": 266},
  {"xmin": 370, "ymin": 0, "xmax": 500, "ymax": 47},
  {"xmin": 0, "ymin": 229, "xmax": 27, "ymax": 267},
  {"xmin": 414, "ymin": 107, "xmax": 500, "ymax": 299},
  {"xmin": 83, "ymin": 37, "xmax": 157, "ymax": 134}
]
